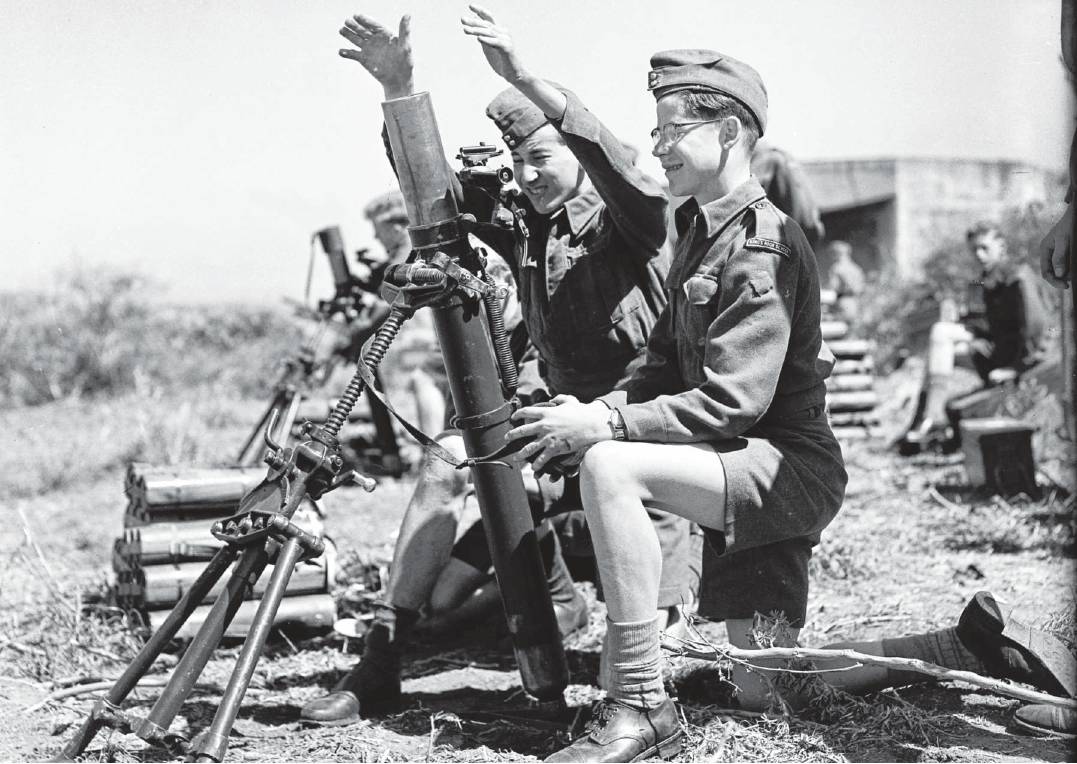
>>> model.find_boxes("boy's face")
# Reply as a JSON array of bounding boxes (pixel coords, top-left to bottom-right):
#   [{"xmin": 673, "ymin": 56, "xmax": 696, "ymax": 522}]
[
  {"xmin": 652, "ymin": 94, "xmax": 725, "ymax": 199},
  {"xmin": 373, "ymin": 217, "xmax": 410, "ymax": 256},
  {"xmin": 967, "ymin": 231, "xmax": 1006, "ymax": 273},
  {"xmin": 510, "ymin": 124, "xmax": 587, "ymax": 215}
]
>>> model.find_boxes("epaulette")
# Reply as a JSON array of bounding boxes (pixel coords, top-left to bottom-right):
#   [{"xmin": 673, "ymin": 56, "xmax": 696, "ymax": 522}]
[{"xmin": 745, "ymin": 199, "xmax": 791, "ymax": 257}]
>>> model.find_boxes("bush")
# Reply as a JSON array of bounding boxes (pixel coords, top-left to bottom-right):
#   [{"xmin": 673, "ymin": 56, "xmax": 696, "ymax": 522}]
[
  {"xmin": 0, "ymin": 265, "xmax": 303, "ymax": 407},
  {"xmin": 857, "ymin": 201, "xmax": 1067, "ymax": 370}
]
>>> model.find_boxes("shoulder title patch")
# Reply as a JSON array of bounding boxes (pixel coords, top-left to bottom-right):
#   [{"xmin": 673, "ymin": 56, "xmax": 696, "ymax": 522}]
[{"xmin": 746, "ymin": 237, "xmax": 791, "ymax": 257}]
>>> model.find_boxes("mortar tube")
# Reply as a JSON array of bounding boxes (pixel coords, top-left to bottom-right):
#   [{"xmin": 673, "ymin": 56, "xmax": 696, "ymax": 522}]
[{"xmin": 382, "ymin": 92, "xmax": 567, "ymax": 700}]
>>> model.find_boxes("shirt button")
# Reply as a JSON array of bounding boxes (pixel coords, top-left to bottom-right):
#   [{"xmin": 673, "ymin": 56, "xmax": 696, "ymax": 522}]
[{"xmin": 697, "ymin": 337, "xmax": 706, "ymax": 347}]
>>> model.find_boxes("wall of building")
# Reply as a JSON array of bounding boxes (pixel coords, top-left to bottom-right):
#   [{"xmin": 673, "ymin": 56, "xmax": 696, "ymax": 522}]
[
  {"xmin": 803, "ymin": 157, "xmax": 1065, "ymax": 281},
  {"xmin": 894, "ymin": 158, "xmax": 1063, "ymax": 278}
]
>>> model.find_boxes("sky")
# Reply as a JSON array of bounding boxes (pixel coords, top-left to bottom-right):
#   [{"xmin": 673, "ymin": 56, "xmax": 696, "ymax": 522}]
[{"xmin": 1, "ymin": 0, "xmax": 1072, "ymax": 305}]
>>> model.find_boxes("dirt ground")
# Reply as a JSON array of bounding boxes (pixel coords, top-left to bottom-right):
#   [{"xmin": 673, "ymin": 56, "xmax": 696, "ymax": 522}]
[{"xmin": 2, "ymin": 385, "xmax": 1076, "ymax": 762}]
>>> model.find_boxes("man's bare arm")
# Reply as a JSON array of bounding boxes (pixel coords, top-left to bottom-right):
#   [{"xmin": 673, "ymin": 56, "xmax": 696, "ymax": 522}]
[{"xmin": 460, "ymin": 4, "xmax": 567, "ymax": 119}]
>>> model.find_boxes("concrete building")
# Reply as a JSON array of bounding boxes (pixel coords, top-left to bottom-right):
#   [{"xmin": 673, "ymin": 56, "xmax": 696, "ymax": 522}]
[{"xmin": 801, "ymin": 157, "xmax": 1065, "ymax": 280}]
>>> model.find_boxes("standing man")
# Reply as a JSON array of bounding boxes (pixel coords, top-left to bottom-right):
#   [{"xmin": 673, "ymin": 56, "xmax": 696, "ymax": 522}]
[
  {"xmin": 898, "ymin": 222, "xmax": 1048, "ymax": 454},
  {"xmin": 300, "ymin": 8, "xmax": 698, "ymax": 726}
]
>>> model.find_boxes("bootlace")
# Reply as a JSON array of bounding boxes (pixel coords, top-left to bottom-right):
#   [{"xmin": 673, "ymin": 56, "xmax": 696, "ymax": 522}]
[{"xmin": 587, "ymin": 699, "xmax": 621, "ymax": 731}]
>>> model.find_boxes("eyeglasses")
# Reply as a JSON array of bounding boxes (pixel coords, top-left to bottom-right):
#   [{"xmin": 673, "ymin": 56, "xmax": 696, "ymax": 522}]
[{"xmin": 649, "ymin": 119, "xmax": 724, "ymax": 148}]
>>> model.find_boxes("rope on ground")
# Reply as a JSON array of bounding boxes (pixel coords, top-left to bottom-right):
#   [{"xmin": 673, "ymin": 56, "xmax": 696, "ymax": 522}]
[{"xmin": 662, "ymin": 635, "xmax": 1077, "ymax": 710}]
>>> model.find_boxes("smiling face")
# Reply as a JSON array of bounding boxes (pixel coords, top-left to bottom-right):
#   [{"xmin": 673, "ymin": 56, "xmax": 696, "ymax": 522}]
[
  {"xmin": 510, "ymin": 124, "xmax": 588, "ymax": 215},
  {"xmin": 652, "ymin": 94, "xmax": 728, "ymax": 202}
]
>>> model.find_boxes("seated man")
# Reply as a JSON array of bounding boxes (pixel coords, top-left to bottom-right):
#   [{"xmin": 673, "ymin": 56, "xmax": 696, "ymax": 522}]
[
  {"xmin": 299, "ymin": 9, "xmax": 697, "ymax": 726},
  {"xmin": 335, "ymin": 191, "xmax": 448, "ymax": 462},
  {"xmin": 898, "ymin": 221, "xmax": 1048, "ymax": 454},
  {"xmin": 507, "ymin": 51, "xmax": 1074, "ymax": 763}
]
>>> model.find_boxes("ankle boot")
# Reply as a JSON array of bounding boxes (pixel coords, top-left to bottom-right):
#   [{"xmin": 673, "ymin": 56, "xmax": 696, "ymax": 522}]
[
  {"xmin": 300, "ymin": 603, "xmax": 418, "ymax": 725},
  {"xmin": 544, "ymin": 697, "xmax": 683, "ymax": 762}
]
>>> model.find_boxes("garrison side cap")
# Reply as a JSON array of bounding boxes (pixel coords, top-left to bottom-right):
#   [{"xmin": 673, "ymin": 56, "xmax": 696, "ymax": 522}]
[
  {"xmin": 364, "ymin": 190, "xmax": 408, "ymax": 223},
  {"xmin": 485, "ymin": 81, "xmax": 574, "ymax": 150},
  {"xmin": 647, "ymin": 49, "xmax": 768, "ymax": 135}
]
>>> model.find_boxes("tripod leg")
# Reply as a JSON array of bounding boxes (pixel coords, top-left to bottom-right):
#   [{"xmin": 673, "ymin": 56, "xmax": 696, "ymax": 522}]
[
  {"xmin": 190, "ymin": 537, "xmax": 305, "ymax": 763},
  {"xmin": 135, "ymin": 545, "xmax": 269, "ymax": 745},
  {"xmin": 53, "ymin": 546, "xmax": 240, "ymax": 761}
]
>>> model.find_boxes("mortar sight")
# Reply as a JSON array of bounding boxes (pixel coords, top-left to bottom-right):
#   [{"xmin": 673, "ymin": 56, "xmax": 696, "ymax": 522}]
[{"xmin": 456, "ymin": 142, "xmax": 513, "ymax": 186}]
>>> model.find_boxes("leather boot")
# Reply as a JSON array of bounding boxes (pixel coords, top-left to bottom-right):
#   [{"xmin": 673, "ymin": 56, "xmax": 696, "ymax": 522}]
[
  {"xmin": 544, "ymin": 697, "xmax": 683, "ymax": 762},
  {"xmin": 956, "ymin": 591, "xmax": 1077, "ymax": 698},
  {"xmin": 1012, "ymin": 704, "xmax": 1077, "ymax": 739},
  {"xmin": 300, "ymin": 603, "xmax": 418, "ymax": 725}
]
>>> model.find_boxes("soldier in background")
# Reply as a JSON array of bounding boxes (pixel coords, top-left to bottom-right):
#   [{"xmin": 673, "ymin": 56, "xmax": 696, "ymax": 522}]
[
  {"xmin": 826, "ymin": 240, "xmax": 866, "ymax": 325},
  {"xmin": 751, "ymin": 142, "xmax": 826, "ymax": 247},
  {"xmin": 898, "ymin": 222, "xmax": 1048, "ymax": 454},
  {"xmin": 356, "ymin": 191, "xmax": 447, "ymax": 436}
]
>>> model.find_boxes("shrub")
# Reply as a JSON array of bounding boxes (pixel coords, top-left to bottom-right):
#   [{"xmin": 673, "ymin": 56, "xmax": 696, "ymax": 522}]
[{"xmin": 0, "ymin": 265, "xmax": 303, "ymax": 407}]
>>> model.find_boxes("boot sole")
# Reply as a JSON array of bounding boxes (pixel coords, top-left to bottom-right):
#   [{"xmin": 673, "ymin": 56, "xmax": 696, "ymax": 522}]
[
  {"xmin": 959, "ymin": 592, "xmax": 1077, "ymax": 698},
  {"xmin": 1012, "ymin": 713, "xmax": 1077, "ymax": 740},
  {"xmin": 629, "ymin": 728, "xmax": 684, "ymax": 762}
]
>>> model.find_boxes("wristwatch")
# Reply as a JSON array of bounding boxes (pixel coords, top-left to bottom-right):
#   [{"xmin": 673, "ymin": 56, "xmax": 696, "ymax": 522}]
[{"xmin": 608, "ymin": 408, "xmax": 628, "ymax": 441}]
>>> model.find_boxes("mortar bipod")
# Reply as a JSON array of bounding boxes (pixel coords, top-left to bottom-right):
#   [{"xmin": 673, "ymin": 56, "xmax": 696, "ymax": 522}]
[{"xmin": 53, "ymin": 344, "xmax": 389, "ymax": 762}]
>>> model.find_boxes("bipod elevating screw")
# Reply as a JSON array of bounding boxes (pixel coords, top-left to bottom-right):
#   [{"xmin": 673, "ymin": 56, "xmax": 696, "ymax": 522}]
[{"xmin": 54, "ymin": 358, "xmax": 380, "ymax": 762}]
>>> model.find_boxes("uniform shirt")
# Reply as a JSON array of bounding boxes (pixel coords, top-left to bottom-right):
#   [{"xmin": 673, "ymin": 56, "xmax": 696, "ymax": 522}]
[
  {"xmin": 455, "ymin": 93, "xmax": 670, "ymax": 402},
  {"xmin": 604, "ymin": 177, "xmax": 834, "ymax": 442},
  {"xmin": 975, "ymin": 261, "xmax": 1048, "ymax": 372}
]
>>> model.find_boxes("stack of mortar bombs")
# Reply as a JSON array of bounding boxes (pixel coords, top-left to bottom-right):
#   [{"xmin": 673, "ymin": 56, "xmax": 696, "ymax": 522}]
[
  {"xmin": 820, "ymin": 290, "xmax": 880, "ymax": 439},
  {"xmin": 113, "ymin": 463, "xmax": 337, "ymax": 639}
]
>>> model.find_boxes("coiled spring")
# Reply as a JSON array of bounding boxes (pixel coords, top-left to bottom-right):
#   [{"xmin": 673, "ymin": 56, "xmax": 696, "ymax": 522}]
[{"xmin": 324, "ymin": 307, "xmax": 406, "ymax": 436}]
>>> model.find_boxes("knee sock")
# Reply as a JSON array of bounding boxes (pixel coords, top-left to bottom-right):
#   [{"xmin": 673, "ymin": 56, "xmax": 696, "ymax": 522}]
[
  {"xmin": 606, "ymin": 616, "xmax": 667, "ymax": 710},
  {"xmin": 881, "ymin": 627, "xmax": 985, "ymax": 687}
]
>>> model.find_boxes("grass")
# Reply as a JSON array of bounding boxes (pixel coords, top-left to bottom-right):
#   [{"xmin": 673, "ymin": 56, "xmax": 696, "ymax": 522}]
[{"xmin": 1, "ymin": 367, "xmax": 1075, "ymax": 762}]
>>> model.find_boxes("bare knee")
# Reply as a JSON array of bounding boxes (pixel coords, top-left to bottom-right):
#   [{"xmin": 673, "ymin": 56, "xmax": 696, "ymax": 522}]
[{"xmin": 580, "ymin": 441, "xmax": 635, "ymax": 495}]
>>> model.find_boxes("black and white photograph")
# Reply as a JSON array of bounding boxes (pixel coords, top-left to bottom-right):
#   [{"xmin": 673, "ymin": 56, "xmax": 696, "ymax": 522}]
[{"xmin": 2, "ymin": 1, "xmax": 1075, "ymax": 760}]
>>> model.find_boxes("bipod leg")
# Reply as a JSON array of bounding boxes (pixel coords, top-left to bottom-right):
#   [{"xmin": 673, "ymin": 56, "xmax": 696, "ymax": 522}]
[
  {"xmin": 237, "ymin": 388, "xmax": 297, "ymax": 466},
  {"xmin": 52, "ymin": 546, "xmax": 240, "ymax": 762},
  {"xmin": 189, "ymin": 536, "xmax": 306, "ymax": 762},
  {"xmin": 133, "ymin": 545, "xmax": 269, "ymax": 749}
]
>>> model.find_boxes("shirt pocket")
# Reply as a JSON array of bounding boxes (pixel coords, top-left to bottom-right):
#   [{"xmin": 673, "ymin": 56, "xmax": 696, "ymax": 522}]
[
  {"xmin": 551, "ymin": 250, "xmax": 646, "ymax": 371},
  {"xmin": 678, "ymin": 273, "xmax": 721, "ymax": 383}
]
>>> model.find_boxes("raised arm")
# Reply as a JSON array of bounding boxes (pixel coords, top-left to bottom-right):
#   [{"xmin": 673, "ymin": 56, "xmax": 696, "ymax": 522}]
[
  {"xmin": 339, "ymin": 12, "xmax": 514, "ymax": 255},
  {"xmin": 339, "ymin": 13, "xmax": 415, "ymax": 99},
  {"xmin": 460, "ymin": 5, "xmax": 667, "ymax": 253}
]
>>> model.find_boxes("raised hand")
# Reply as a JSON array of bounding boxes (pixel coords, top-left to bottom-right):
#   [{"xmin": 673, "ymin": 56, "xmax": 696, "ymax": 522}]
[
  {"xmin": 460, "ymin": 4, "xmax": 528, "ymax": 83},
  {"xmin": 339, "ymin": 13, "xmax": 414, "ymax": 99}
]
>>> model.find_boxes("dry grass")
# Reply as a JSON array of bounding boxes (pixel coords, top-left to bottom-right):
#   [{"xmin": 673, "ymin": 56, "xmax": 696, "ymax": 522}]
[{"xmin": 2, "ymin": 373, "xmax": 1075, "ymax": 762}]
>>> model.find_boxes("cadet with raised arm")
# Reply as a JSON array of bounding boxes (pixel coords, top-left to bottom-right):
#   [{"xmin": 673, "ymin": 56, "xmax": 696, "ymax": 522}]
[{"xmin": 300, "ymin": 8, "xmax": 699, "ymax": 726}]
